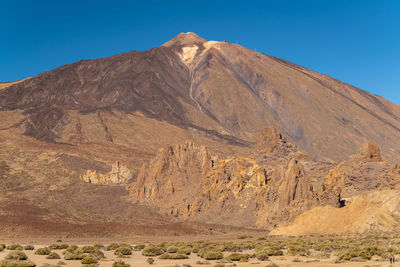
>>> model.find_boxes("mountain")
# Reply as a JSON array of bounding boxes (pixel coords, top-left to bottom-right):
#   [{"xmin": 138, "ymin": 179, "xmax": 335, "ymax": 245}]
[{"xmin": 0, "ymin": 32, "xmax": 400, "ymax": 236}]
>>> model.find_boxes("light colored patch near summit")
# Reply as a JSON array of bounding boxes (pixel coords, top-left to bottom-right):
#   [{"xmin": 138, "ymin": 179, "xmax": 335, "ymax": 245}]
[{"xmin": 178, "ymin": 45, "xmax": 199, "ymax": 65}]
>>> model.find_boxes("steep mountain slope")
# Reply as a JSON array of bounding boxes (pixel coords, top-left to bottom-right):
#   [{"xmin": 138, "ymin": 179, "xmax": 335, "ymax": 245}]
[
  {"xmin": 1, "ymin": 32, "xmax": 400, "ymax": 163},
  {"xmin": 0, "ymin": 32, "xmax": 400, "ymax": 236}
]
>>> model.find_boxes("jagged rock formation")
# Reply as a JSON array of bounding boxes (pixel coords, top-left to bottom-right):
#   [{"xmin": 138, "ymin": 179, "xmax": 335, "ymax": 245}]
[
  {"xmin": 324, "ymin": 141, "xmax": 400, "ymax": 198},
  {"xmin": 131, "ymin": 129, "xmax": 338, "ymax": 228},
  {"xmin": 80, "ymin": 161, "xmax": 132, "ymax": 184},
  {"xmin": 132, "ymin": 141, "xmax": 212, "ymax": 208}
]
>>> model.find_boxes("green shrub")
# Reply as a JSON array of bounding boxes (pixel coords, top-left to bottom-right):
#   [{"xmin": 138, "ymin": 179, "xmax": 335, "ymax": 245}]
[
  {"xmin": 258, "ymin": 247, "xmax": 283, "ymax": 256},
  {"xmin": 46, "ymin": 252, "xmax": 61, "ymax": 259},
  {"xmin": 63, "ymin": 252, "xmax": 85, "ymax": 260},
  {"xmin": 5, "ymin": 251, "xmax": 28, "ymax": 260},
  {"xmin": 75, "ymin": 246, "xmax": 95, "ymax": 254},
  {"xmin": 89, "ymin": 249, "xmax": 104, "ymax": 260},
  {"xmin": 49, "ymin": 244, "xmax": 68, "ymax": 250},
  {"xmin": 226, "ymin": 253, "xmax": 250, "ymax": 262},
  {"xmin": 202, "ymin": 250, "xmax": 223, "ymax": 260},
  {"xmin": 64, "ymin": 245, "xmax": 78, "ymax": 254},
  {"xmin": 256, "ymin": 252, "xmax": 269, "ymax": 261},
  {"xmin": 112, "ymin": 260, "xmax": 130, "ymax": 267},
  {"xmin": 6, "ymin": 245, "xmax": 23, "ymax": 251},
  {"xmin": 158, "ymin": 253, "xmax": 188, "ymax": 259},
  {"xmin": 146, "ymin": 258, "xmax": 154, "ymax": 265},
  {"xmin": 0, "ymin": 244, "xmax": 5, "ymax": 252},
  {"xmin": 81, "ymin": 256, "xmax": 97, "ymax": 265},
  {"xmin": 107, "ymin": 243, "xmax": 119, "ymax": 251},
  {"xmin": 114, "ymin": 247, "xmax": 132, "ymax": 256},
  {"xmin": 93, "ymin": 244, "xmax": 104, "ymax": 250},
  {"xmin": 0, "ymin": 260, "xmax": 36, "ymax": 267},
  {"xmin": 34, "ymin": 247, "xmax": 51, "ymax": 255},
  {"xmin": 133, "ymin": 244, "xmax": 145, "ymax": 251},
  {"xmin": 166, "ymin": 246, "xmax": 178, "ymax": 253},
  {"xmin": 142, "ymin": 245, "xmax": 164, "ymax": 256},
  {"xmin": 177, "ymin": 247, "xmax": 192, "ymax": 255},
  {"xmin": 23, "ymin": 246, "xmax": 34, "ymax": 251}
]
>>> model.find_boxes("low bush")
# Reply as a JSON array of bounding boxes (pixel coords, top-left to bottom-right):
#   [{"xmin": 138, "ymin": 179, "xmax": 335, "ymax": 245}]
[
  {"xmin": 158, "ymin": 253, "xmax": 188, "ymax": 259},
  {"xmin": 107, "ymin": 243, "xmax": 119, "ymax": 251},
  {"xmin": 258, "ymin": 247, "xmax": 283, "ymax": 256},
  {"xmin": 0, "ymin": 260, "xmax": 36, "ymax": 267},
  {"xmin": 75, "ymin": 246, "xmax": 95, "ymax": 254},
  {"xmin": 81, "ymin": 256, "xmax": 97, "ymax": 265},
  {"xmin": 89, "ymin": 249, "xmax": 104, "ymax": 260},
  {"xmin": 133, "ymin": 244, "xmax": 145, "ymax": 251},
  {"xmin": 166, "ymin": 246, "xmax": 178, "ymax": 253},
  {"xmin": 0, "ymin": 244, "xmax": 5, "ymax": 252},
  {"xmin": 201, "ymin": 250, "xmax": 223, "ymax": 260},
  {"xmin": 5, "ymin": 251, "xmax": 28, "ymax": 260},
  {"xmin": 46, "ymin": 252, "xmax": 61, "ymax": 259},
  {"xmin": 112, "ymin": 260, "xmax": 130, "ymax": 267},
  {"xmin": 34, "ymin": 248, "xmax": 51, "ymax": 256},
  {"xmin": 142, "ymin": 245, "xmax": 164, "ymax": 256},
  {"xmin": 256, "ymin": 252, "xmax": 269, "ymax": 261},
  {"xmin": 177, "ymin": 247, "xmax": 192, "ymax": 255},
  {"xmin": 63, "ymin": 245, "xmax": 78, "ymax": 254},
  {"xmin": 225, "ymin": 253, "xmax": 250, "ymax": 262},
  {"xmin": 146, "ymin": 258, "xmax": 154, "ymax": 265},
  {"xmin": 114, "ymin": 247, "xmax": 132, "ymax": 256},
  {"xmin": 48, "ymin": 244, "xmax": 68, "ymax": 250},
  {"xmin": 6, "ymin": 245, "xmax": 23, "ymax": 251},
  {"xmin": 93, "ymin": 244, "xmax": 104, "ymax": 250},
  {"xmin": 23, "ymin": 246, "xmax": 34, "ymax": 251},
  {"xmin": 63, "ymin": 252, "xmax": 85, "ymax": 260}
]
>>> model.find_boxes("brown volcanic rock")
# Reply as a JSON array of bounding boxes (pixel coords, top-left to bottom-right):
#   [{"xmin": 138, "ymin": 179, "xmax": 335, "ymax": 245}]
[
  {"xmin": 323, "ymin": 141, "xmax": 399, "ymax": 198},
  {"xmin": 131, "ymin": 141, "xmax": 212, "ymax": 208},
  {"xmin": 131, "ymin": 129, "xmax": 338, "ymax": 228}
]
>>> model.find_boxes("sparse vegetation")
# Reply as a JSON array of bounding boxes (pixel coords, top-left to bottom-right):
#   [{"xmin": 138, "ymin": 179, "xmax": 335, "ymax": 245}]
[
  {"xmin": 146, "ymin": 258, "xmax": 154, "ymax": 265},
  {"xmin": 23, "ymin": 246, "xmax": 34, "ymax": 251}
]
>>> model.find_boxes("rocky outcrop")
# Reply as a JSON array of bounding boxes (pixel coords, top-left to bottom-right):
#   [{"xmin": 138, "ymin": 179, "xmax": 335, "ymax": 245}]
[
  {"xmin": 131, "ymin": 141, "xmax": 212, "ymax": 209},
  {"xmin": 324, "ymin": 141, "xmax": 399, "ymax": 198},
  {"xmin": 270, "ymin": 190, "xmax": 400, "ymax": 236},
  {"xmin": 80, "ymin": 161, "xmax": 132, "ymax": 184},
  {"xmin": 130, "ymin": 130, "xmax": 337, "ymax": 228}
]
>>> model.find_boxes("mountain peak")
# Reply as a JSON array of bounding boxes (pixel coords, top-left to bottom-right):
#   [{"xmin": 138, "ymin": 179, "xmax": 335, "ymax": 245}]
[{"xmin": 162, "ymin": 32, "xmax": 207, "ymax": 47}]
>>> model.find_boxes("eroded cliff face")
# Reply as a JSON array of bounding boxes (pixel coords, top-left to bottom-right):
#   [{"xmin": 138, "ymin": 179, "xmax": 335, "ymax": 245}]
[
  {"xmin": 130, "ymin": 128, "xmax": 338, "ymax": 228},
  {"xmin": 131, "ymin": 141, "xmax": 212, "ymax": 209},
  {"xmin": 80, "ymin": 161, "xmax": 132, "ymax": 184}
]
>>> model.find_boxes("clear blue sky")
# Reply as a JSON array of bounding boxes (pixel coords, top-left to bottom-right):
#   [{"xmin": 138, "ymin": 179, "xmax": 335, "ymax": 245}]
[{"xmin": 1, "ymin": 0, "xmax": 399, "ymax": 104}]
